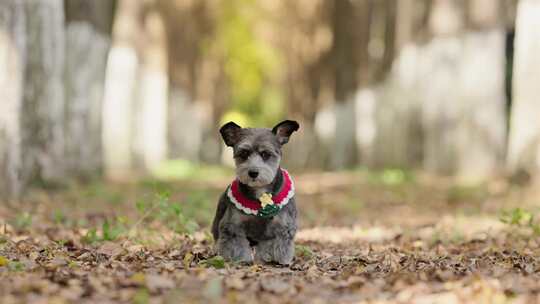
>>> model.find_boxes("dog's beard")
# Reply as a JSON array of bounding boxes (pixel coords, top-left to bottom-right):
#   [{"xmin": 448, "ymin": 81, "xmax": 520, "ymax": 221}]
[
  {"xmin": 243, "ymin": 179, "xmax": 267, "ymax": 188},
  {"xmin": 235, "ymin": 162, "xmax": 278, "ymax": 188},
  {"xmin": 237, "ymin": 169, "xmax": 277, "ymax": 188}
]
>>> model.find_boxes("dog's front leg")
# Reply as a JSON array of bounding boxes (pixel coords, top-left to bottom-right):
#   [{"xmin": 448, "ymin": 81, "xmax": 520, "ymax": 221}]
[
  {"xmin": 254, "ymin": 224, "xmax": 295, "ymax": 265},
  {"xmin": 216, "ymin": 222, "xmax": 253, "ymax": 263},
  {"xmin": 255, "ymin": 201, "xmax": 297, "ymax": 265}
]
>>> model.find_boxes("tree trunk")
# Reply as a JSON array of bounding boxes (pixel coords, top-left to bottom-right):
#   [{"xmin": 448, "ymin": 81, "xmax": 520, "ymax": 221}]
[
  {"xmin": 102, "ymin": 0, "xmax": 140, "ymax": 179},
  {"xmin": 507, "ymin": 0, "xmax": 540, "ymax": 176},
  {"xmin": 64, "ymin": 0, "xmax": 115, "ymax": 179},
  {"xmin": 131, "ymin": 7, "xmax": 168, "ymax": 171},
  {"xmin": 327, "ymin": 0, "xmax": 360, "ymax": 169},
  {"xmin": 355, "ymin": 0, "xmax": 424, "ymax": 169},
  {"xmin": 158, "ymin": 1, "xmax": 218, "ymax": 163},
  {"xmin": 0, "ymin": 1, "xmax": 26, "ymax": 200},
  {"xmin": 103, "ymin": 1, "xmax": 169, "ymax": 178},
  {"xmin": 21, "ymin": 0, "xmax": 66, "ymax": 184},
  {"xmin": 167, "ymin": 89, "xmax": 204, "ymax": 162},
  {"xmin": 421, "ymin": 0, "xmax": 506, "ymax": 180}
]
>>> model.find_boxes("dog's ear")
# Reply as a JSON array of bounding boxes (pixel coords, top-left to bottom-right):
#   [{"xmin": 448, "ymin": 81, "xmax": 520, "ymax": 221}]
[
  {"xmin": 220, "ymin": 121, "xmax": 242, "ymax": 147},
  {"xmin": 272, "ymin": 120, "xmax": 299, "ymax": 145}
]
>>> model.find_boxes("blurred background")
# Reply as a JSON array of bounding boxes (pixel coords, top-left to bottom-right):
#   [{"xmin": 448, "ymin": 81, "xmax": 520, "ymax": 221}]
[
  {"xmin": 4, "ymin": 2, "xmax": 540, "ymax": 301},
  {"xmin": 0, "ymin": 0, "xmax": 539, "ymax": 201}
]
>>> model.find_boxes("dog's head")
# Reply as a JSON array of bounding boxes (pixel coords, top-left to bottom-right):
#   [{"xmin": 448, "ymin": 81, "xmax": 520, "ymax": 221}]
[{"xmin": 220, "ymin": 120, "xmax": 299, "ymax": 187}]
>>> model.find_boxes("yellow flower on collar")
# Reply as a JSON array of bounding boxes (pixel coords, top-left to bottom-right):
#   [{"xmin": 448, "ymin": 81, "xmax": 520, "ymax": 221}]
[{"xmin": 259, "ymin": 193, "xmax": 274, "ymax": 208}]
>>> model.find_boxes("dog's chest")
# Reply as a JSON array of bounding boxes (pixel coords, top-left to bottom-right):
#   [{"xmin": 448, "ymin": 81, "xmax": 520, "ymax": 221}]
[
  {"xmin": 230, "ymin": 207, "xmax": 275, "ymax": 239},
  {"xmin": 243, "ymin": 216, "xmax": 272, "ymax": 238}
]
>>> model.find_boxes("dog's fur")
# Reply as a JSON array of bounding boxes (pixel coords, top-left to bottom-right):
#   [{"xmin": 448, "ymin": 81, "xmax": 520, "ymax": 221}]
[{"xmin": 211, "ymin": 120, "xmax": 299, "ymax": 265}]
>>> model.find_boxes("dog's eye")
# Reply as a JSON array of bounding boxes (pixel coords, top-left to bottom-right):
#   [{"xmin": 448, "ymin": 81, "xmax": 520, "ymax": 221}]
[
  {"xmin": 236, "ymin": 149, "xmax": 250, "ymax": 160},
  {"xmin": 260, "ymin": 151, "xmax": 271, "ymax": 161}
]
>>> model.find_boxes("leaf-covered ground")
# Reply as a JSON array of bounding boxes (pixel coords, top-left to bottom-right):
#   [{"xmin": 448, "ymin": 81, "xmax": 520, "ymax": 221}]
[{"xmin": 1, "ymin": 169, "xmax": 540, "ymax": 303}]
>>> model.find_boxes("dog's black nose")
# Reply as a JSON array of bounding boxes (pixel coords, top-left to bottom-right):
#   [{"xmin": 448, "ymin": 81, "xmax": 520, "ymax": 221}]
[{"xmin": 248, "ymin": 170, "xmax": 259, "ymax": 178}]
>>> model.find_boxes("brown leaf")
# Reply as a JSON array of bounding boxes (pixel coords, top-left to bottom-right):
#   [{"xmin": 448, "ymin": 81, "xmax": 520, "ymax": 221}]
[
  {"xmin": 47, "ymin": 257, "xmax": 67, "ymax": 269},
  {"xmin": 226, "ymin": 275, "xmax": 246, "ymax": 290},
  {"xmin": 97, "ymin": 242, "xmax": 124, "ymax": 257},
  {"xmin": 146, "ymin": 274, "xmax": 175, "ymax": 292},
  {"xmin": 183, "ymin": 252, "xmax": 193, "ymax": 269},
  {"xmin": 203, "ymin": 277, "xmax": 223, "ymax": 300},
  {"xmin": 260, "ymin": 278, "xmax": 291, "ymax": 294}
]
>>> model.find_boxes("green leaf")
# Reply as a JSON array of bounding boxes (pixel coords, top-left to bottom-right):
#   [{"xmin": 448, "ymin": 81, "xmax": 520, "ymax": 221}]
[
  {"xmin": 102, "ymin": 220, "xmax": 124, "ymax": 241},
  {"xmin": 201, "ymin": 256, "xmax": 226, "ymax": 269},
  {"xmin": 133, "ymin": 287, "xmax": 149, "ymax": 304},
  {"xmin": 8, "ymin": 260, "xmax": 25, "ymax": 272},
  {"xmin": 82, "ymin": 227, "xmax": 99, "ymax": 244},
  {"xmin": 53, "ymin": 210, "xmax": 66, "ymax": 224},
  {"xmin": 135, "ymin": 200, "xmax": 147, "ymax": 214},
  {"xmin": 295, "ymin": 245, "xmax": 314, "ymax": 259}
]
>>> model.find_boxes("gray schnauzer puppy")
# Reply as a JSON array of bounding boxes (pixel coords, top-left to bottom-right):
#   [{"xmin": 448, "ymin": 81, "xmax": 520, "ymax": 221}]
[{"xmin": 211, "ymin": 120, "xmax": 299, "ymax": 265}]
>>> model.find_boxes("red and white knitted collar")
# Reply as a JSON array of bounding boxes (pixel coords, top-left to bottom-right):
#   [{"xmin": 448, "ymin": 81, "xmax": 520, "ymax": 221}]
[{"xmin": 226, "ymin": 168, "xmax": 295, "ymax": 218}]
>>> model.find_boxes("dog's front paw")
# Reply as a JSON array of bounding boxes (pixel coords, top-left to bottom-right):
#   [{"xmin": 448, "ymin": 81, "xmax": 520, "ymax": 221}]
[
  {"xmin": 254, "ymin": 249, "xmax": 272, "ymax": 264},
  {"xmin": 274, "ymin": 249, "xmax": 294, "ymax": 266},
  {"xmin": 255, "ymin": 239, "xmax": 294, "ymax": 266},
  {"xmin": 226, "ymin": 251, "xmax": 254, "ymax": 264},
  {"xmin": 217, "ymin": 240, "xmax": 253, "ymax": 263},
  {"xmin": 255, "ymin": 250, "xmax": 293, "ymax": 266}
]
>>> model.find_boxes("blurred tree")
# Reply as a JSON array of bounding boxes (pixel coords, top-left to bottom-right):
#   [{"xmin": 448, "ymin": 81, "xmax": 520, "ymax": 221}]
[
  {"xmin": 272, "ymin": 0, "xmax": 332, "ymax": 168},
  {"xmin": 276, "ymin": 0, "xmax": 372, "ymax": 169},
  {"xmin": 22, "ymin": 0, "xmax": 66, "ymax": 185},
  {"xmin": 215, "ymin": 0, "xmax": 284, "ymax": 128},
  {"xmin": 103, "ymin": 0, "xmax": 168, "ymax": 178},
  {"xmin": 362, "ymin": 0, "xmax": 423, "ymax": 169},
  {"xmin": 362, "ymin": 0, "xmax": 507, "ymax": 179},
  {"xmin": 159, "ymin": 0, "xmax": 285, "ymax": 164},
  {"xmin": 0, "ymin": 1, "xmax": 25, "ymax": 199},
  {"xmin": 132, "ymin": 2, "xmax": 168, "ymax": 172},
  {"xmin": 421, "ymin": 0, "xmax": 507, "ymax": 180},
  {"xmin": 158, "ymin": 0, "xmax": 221, "ymax": 163},
  {"xmin": 508, "ymin": 0, "xmax": 540, "ymax": 176},
  {"xmin": 326, "ymin": 0, "xmax": 366, "ymax": 169},
  {"xmin": 64, "ymin": 0, "xmax": 116, "ymax": 179},
  {"xmin": 102, "ymin": 0, "xmax": 141, "ymax": 179},
  {"xmin": 1, "ymin": 0, "xmax": 66, "ymax": 198}
]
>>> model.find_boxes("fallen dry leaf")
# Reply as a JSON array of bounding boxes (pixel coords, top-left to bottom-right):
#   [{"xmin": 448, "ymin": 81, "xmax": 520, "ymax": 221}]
[
  {"xmin": 97, "ymin": 242, "xmax": 124, "ymax": 257},
  {"xmin": 145, "ymin": 274, "xmax": 175, "ymax": 292},
  {"xmin": 260, "ymin": 278, "xmax": 291, "ymax": 294}
]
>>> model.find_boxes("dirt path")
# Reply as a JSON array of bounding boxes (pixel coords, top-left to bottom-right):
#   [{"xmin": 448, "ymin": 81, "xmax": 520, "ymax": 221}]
[{"xmin": 1, "ymin": 171, "xmax": 540, "ymax": 303}]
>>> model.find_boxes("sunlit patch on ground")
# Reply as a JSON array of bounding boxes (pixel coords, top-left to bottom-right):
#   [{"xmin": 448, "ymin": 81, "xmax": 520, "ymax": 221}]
[{"xmin": 298, "ymin": 226, "xmax": 397, "ymax": 243}]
